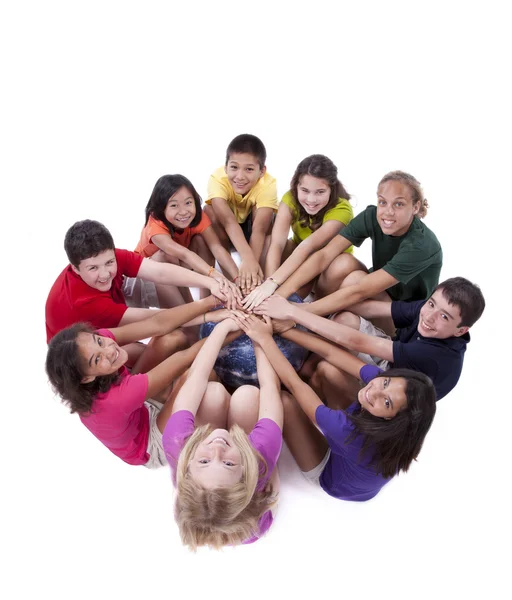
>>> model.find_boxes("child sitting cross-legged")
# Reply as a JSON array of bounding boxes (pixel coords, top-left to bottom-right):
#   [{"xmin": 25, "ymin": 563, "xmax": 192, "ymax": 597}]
[
  {"xmin": 232, "ymin": 314, "xmax": 436, "ymax": 502},
  {"xmin": 162, "ymin": 315, "xmax": 284, "ymax": 549}
]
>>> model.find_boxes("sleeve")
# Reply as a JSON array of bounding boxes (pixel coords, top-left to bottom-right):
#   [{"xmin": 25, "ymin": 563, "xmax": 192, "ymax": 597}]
[
  {"xmin": 280, "ymin": 190, "xmax": 298, "ymax": 217},
  {"xmin": 162, "ymin": 410, "xmax": 196, "ymax": 483},
  {"xmin": 339, "ymin": 206, "xmax": 372, "ymax": 246},
  {"xmin": 248, "ymin": 419, "xmax": 283, "ymax": 490},
  {"xmin": 106, "ymin": 372, "xmax": 149, "ymax": 415},
  {"xmin": 254, "ymin": 175, "xmax": 279, "ymax": 211},
  {"xmin": 116, "ymin": 248, "xmax": 144, "ymax": 278},
  {"xmin": 323, "ymin": 198, "xmax": 354, "ymax": 226},
  {"xmin": 206, "ymin": 169, "xmax": 231, "ymax": 203},
  {"xmin": 391, "ymin": 300, "xmax": 424, "ymax": 328},
  {"xmin": 315, "ymin": 405, "xmax": 354, "ymax": 455},
  {"xmin": 194, "ymin": 211, "xmax": 213, "ymax": 235},
  {"xmin": 147, "ymin": 217, "xmax": 173, "ymax": 240},
  {"xmin": 359, "ymin": 364, "xmax": 383, "ymax": 383},
  {"xmin": 382, "ymin": 238, "xmax": 442, "ymax": 285}
]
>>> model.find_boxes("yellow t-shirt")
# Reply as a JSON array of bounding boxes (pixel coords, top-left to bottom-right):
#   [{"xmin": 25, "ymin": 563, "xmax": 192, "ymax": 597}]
[
  {"xmin": 206, "ymin": 167, "xmax": 279, "ymax": 224},
  {"xmin": 281, "ymin": 190, "xmax": 354, "ymax": 253}
]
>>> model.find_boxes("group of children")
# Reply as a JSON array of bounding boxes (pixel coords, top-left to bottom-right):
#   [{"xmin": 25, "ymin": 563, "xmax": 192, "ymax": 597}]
[{"xmin": 44, "ymin": 133, "xmax": 486, "ymax": 550}]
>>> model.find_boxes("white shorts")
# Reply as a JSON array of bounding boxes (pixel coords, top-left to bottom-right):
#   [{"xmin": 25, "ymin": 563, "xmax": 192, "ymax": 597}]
[
  {"xmin": 122, "ymin": 277, "xmax": 160, "ymax": 309},
  {"xmin": 301, "ymin": 449, "xmax": 331, "ymax": 486},
  {"xmin": 356, "ymin": 317, "xmax": 391, "ymax": 370},
  {"xmin": 143, "ymin": 400, "xmax": 168, "ymax": 469}
]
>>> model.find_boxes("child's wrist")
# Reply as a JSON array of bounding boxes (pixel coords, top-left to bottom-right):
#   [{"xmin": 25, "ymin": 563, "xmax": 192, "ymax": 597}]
[{"xmin": 267, "ymin": 277, "xmax": 280, "ymax": 289}]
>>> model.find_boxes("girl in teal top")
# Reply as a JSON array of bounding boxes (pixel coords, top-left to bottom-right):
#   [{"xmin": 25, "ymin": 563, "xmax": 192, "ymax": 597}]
[{"xmin": 243, "ymin": 154, "xmax": 353, "ymax": 310}]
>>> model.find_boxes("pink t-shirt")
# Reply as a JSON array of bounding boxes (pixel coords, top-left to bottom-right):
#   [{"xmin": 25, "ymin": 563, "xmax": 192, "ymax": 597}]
[
  {"xmin": 45, "ymin": 249, "xmax": 143, "ymax": 342},
  {"xmin": 79, "ymin": 329, "xmax": 151, "ymax": 466},
  {"xmin": 163, "ymin": 410, "xmax": 282, "ymax": 543}
]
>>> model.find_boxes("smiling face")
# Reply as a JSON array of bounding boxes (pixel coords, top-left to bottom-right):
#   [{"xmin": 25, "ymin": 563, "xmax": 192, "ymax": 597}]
[
  {"xmin": 225, "ymin": 152, "xmax": 265, "ymax": 196},
  {"xmin": 188, "ymin": 429, "xmax": 243, "ymax": 488},
  {"xmin": 72, "ymin": 249, "xmax": 117, "ymax": 292},
  {"xmin": 376, "ymin": 180, "xmax": 420, "ymax": 236},
  {"xmin": 358, "ymin": 375, "xmax": 408, "ymax": 418},
  {"xmin": 77, "ymin": 332, "xmax": 128, "ymax": 383},
  {"xmin": 296, "ymin": 174, "xmax": 331, "ymax": 215},
  {"xmin": 164, "ymin": 185, "xmax": 197, "ymax": 230},
  {"xmin": 418, "ymin": 289, "xmax": 468, "ymax": 339}
]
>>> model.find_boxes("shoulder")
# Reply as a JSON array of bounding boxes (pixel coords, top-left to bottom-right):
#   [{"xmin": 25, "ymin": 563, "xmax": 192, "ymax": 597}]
[
  {"xmin": 405, "ymin": 218, "xmax": 442, "ymax": 249},
  {"xmin": 115, "ymin": 248, "xmax": 144, "ymax": 270},
  {"xmin": 324, "ymin": 197, "xmax": 354, "ymax": 222},
  {"xmin": 96, "ymin": 328, "xmax": 115, "ymax": 340},
  {"xmin": 315, "ymin": 404, "xmax": 353, "ymax": 437},
  {"xmin": 146, "ymin": 215, "xmax": 171, "ymax": 236},
  {"xmin": 359, "ymin": 364, "xmax": 383, "ymax": 383},
  {"xmin": 162, "ymin": 410, "xmax": 196, "ymax": 456},
  {"xmin": 280, "ymin": 190, "xmax": 296, "ymax": 210}
]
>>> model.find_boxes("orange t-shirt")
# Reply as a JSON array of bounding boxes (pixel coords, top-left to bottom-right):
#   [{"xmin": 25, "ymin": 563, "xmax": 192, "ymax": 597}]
[{"xmin": 134, "ymin": 213, "xmax": 212, "ymax": 257}]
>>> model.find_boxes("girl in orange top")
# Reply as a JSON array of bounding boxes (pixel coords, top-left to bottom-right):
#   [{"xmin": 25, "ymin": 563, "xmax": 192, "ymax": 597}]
[{"xmin": 135, "ymin": 175, "xmax": 241, "ymax": 303}]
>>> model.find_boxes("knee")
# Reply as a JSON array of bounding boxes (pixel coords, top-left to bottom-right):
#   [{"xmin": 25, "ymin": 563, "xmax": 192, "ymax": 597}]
[
  {"xmin": 204, "ymin": 381, "xmax": 230, "ymax": 412},
  {"xmin": 157, "ymin": 329, "xmax": 189, "ymax": 354},
  {"xmin": 342, "ymin": 269, "xmax": 367, "ymax": 287},
  {"xmin": 332, "ymin": 310, "xmax": 360, "ymax": 329},
  {"xmin": 230, "ymin": 385, "xmax": 259, "ymax": 412}
]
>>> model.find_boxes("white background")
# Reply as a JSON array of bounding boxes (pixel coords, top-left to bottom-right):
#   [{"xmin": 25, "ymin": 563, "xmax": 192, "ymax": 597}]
[{"xmin": 1, "ymin": 1, "xmax": 510, "ymax": 599}]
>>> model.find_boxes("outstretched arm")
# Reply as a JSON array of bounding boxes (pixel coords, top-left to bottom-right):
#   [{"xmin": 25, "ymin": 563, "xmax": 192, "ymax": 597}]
[
  {"xmin": 201, "ymin": 226, "xmax": 240, "ymax": 282},
  {"xmin": 300, "ymin": 269, "xmax": 398, "ymax": 316},
  {"xmin": 171, "ymin": 319, "xmax": 239, "ymax": 416},
  {"xmin": 276, "ymin": 235, "xmax": 351, "ymax": 299},
  {"xmin": 110, "ymin": 296, "xmax": 217, "ymax": 346},
  {"xmin": 280, "ymin": 328, "xmax": 366, "ymax": 380},
  {"xmin": 244, "ymin": 218, "xmax": 345, "ymax": 311},
  {"xmin": 255, "ymin": 295, "xmax": 394, "ymax": 362},
  {"xmin": 233, "ymin": 315, "xmax": 323, "ymax": 424}
]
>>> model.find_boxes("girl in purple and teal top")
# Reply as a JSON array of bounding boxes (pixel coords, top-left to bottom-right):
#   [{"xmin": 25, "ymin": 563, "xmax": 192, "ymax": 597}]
[
  {"xmin": 163, "ymin": 315, "xmax": 284, "ymax": 550},
  {"xmin": 232, "ymin": 314, "xmax": 436, "ymax": 501}
]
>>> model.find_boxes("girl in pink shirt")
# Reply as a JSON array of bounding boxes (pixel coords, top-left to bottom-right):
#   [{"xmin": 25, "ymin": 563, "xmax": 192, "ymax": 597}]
[
  {"xmin": 163, "ymin": 316, "xmax": 283, "ymax": 549},
  {"xmin": 45, "ymin": 297, "xmax": 232, "ymax": 467}
]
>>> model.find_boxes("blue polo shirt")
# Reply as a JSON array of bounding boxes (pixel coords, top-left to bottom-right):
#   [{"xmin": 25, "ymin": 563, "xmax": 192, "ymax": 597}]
[{"xmin": 391, "ymin": 300, "xmax": 470, "ymax": 400}]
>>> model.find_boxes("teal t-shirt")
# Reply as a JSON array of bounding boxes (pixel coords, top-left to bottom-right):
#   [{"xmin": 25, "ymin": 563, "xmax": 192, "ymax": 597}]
[{"xmin": 340, "ymin": 205, "xmax": 442, "ymax": 301}]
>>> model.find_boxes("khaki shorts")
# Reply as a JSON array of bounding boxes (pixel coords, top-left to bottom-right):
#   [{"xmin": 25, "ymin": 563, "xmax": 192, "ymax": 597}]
[
  {"xmin": 356, "ymin": 317, "xmax": 391, "ymax": 370},
  {"xmin": 122, "ymin": 277, "xmax": 160, "ymax": 309},
  {"xmin": 143, "ymin": 400, "xmax": 168, "ymax": 469},
  {"xmin": 301, "ymin": 449, "xmax": 331, "ymax": 486}
]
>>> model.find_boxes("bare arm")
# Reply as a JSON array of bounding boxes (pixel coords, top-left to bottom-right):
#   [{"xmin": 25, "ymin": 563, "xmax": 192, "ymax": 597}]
[
  {"xmin": 281, "ymin": 328, "xmax": 366, "ymax": 379},
  {"xmin": 345, "ymin": 299, "xmax": 393, "ymax": 320},
  {"xmin": 137, "ymin": 257, "xmax": 213, "ymax": 291},
  {"xmin": 303, "ymin": 269, "xmax": 398, "ymax": 316},
  {"xmin": 111, "ymin": 297, "xmax": 216, "ymax": 346},
  {"xmin": 245, "ymin": 219, "xmax": 346, "ymax": 310},
  {"xmin": 151, "ymin": 233, "xmax": 217, "ymax": 276},
  {"xmin": 264, "ymin": 203, "xmax": 293, "ymax": 277},
  {"xmin": 118, "ymin": 307, "xmax": 162, "ymax": 326},
  {"xmin": 171, "ymin": 319, "xmax": 238, "ymax": 416},
  {"xmin": 201, "ymin": 226, "xmax": 239, "ymax": 281},
  {"xmin": 277, "ymin": 235, "xmax": 352, "ymax": 299},
  {"xmin": 249, "ymin": 207, "xmax": 274, "ymax": 263},
  {"xmin": 254, "ymin": 342, "xmax": 283, "ymax": 429}
]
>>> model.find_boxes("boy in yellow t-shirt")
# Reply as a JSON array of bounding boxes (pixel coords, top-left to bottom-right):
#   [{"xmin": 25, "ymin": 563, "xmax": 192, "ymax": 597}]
[{"xmin": 204, "ymin": 134, "xmax": 278, "ymax": 294}]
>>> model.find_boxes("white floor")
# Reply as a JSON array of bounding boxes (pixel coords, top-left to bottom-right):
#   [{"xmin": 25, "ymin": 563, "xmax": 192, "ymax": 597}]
[{"xmin": 3, "ymin": 4, "xmax": 510, "ymax": 600}]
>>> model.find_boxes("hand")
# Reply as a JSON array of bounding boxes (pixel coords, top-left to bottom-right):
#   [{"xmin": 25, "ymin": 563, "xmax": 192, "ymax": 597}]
[
  {"xmin": 219, "ymin": 316, "xmax": 241, "ymax": 333},
  {"xmin": 238, "ymin": 257, "xmax": 263, "ymax": 295},
  {"xmin": 272, "ymin": 318, "xmax": 296, "ymax": 335},
  {"xmin": 253, "ymin": 294, "xmax": 292, "ymax": 320},
  {"xmin": 231, "ymin": 314, "xmax": 273, "ymax": 346},
  {"xmin": 242, "ymin": 278, "xmax": 279, "ymax": 312},
  {"xmin": 211, "ymin": 271, "xmax": 244, "ymax": 305},
  {"xmin": 209, "ymin": 280, "xmax": 229, "ymax": 307}
]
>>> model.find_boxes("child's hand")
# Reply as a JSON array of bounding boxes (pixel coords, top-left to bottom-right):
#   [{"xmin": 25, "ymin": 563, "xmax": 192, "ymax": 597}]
[
  {"xmin": 242, "ymin": 278, "xmax": 279, "ymax": 312},
  {"xmin": 238, "ymin": 258, "xmax": 263, "ymax": 295},
  {"xmin": 272, "ymin": 318, "xmax": 296, "ymax": 335},
  {"xmin": 253, "ymin": 295, "xmax": 293, "ymax": 320},
  {"xmin": 209, "ymin": 280, "xmax": 229, "ymax": 306},
  {"xmin": 211, "ymin": 271, "xmax": 244, "ymax": 304},
  {"xmin": 221, "ymin": 317, "xmax": 241, "ymax": 333},
  {"xmin": 231, "ymin": 314, "xmax": 273, "ymax": 345}
]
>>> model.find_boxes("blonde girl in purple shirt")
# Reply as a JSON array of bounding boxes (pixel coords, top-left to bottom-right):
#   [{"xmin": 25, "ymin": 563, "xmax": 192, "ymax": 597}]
[{"xmin": 163, "ymin": 315, "xmax": 284, "ymax": 549}]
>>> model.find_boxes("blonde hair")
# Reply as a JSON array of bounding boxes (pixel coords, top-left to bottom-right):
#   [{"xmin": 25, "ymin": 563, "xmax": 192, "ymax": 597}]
[
  {"xmin": 378, "ymin": 170, "xmax": 429, "ymax": 219},
  {"xmin": 174, "ymin": 424, "xmax": 277, "ymax": 550}
]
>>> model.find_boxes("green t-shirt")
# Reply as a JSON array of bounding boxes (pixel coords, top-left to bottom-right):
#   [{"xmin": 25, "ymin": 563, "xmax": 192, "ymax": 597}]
[
  {"xmin": 340, "ymin": 205, "xmax": 442, "ymax": 301},
  {"xmin": 281, "ymin": 190, "xmax": 353, "ymax": 252}
]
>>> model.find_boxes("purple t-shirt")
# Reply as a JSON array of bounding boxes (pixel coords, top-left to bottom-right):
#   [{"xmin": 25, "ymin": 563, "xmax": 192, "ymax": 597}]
[
  {"xmin": 162, "ymin": 410, "xmax": 282, "ymax": 543},
  {"xmin": 315, "ymin": 364, "xmax": 389, "ymax": 502}
]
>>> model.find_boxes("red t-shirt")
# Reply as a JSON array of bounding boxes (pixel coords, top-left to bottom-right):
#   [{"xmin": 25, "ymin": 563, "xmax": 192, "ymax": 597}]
[
  {"xmin": 134, "ymin": 212, "xmax": 212, "ymax": 257},
  {"xmin": 45, "ymin": 249, "xmax": 143, "ymax": 343},
  {"xmin": 79, "ymin": 329, "xmax": 151, "ymax": 465}
]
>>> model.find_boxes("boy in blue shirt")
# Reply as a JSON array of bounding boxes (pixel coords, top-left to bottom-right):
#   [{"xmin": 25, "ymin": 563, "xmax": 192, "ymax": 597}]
[{"xmin": 256, "ymin": 277, "xmax": 485, "ymax": 401}]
